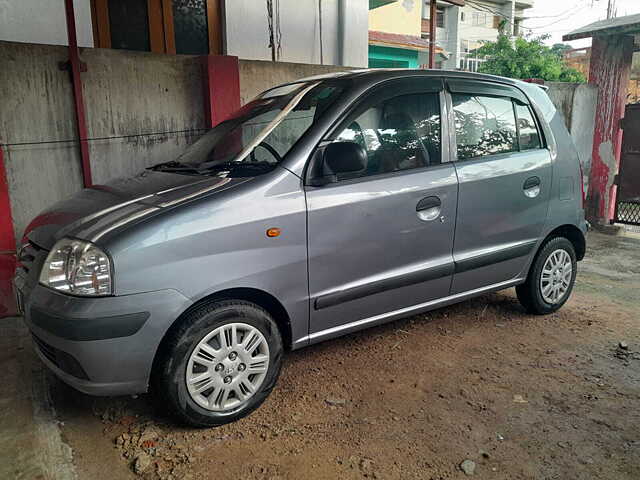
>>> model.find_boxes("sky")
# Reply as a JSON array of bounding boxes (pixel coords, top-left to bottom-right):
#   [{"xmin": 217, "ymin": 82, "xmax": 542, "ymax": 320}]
[{"xmin": 522, "ymin": 0, "xmax": 640, "ymax": 48}]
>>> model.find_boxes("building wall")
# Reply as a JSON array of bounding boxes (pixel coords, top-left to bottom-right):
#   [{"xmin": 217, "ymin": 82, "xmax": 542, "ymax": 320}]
[
  {"xmin": 0, "ymin": 0, "xmax": 94, "ymax": 47},
  {"xmin": 0, "ymin": 41, "xmax": 351, "ymax": 242},
  {"xmin": 547, "ymin": 82, "xmax": 599, "ymax": 196},
  {"xmin": 369, "ymin": 45, "xmax": 419, "ymax": 68},
  {"xmin": 0, "ymin": 0, "xmax": 368, "ymax": 67},
  {"xmin": 224, "ymin": 0, "xmax": 368, "ymax": 67},
  {"xmin": 369, "ymin": 0, "xmax": 422, "ymax": 36}
]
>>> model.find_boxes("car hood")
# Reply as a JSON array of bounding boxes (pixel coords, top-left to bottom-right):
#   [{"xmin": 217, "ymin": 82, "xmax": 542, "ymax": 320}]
[{"xmin": 24, "ymin": 170, "xmax": 250, "ymax": 250}]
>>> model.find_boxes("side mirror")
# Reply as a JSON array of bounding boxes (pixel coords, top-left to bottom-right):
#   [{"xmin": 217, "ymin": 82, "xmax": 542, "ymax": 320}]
[{"xmin": 309, "ymin": 141, "xmax": 367, "ymax": 186}]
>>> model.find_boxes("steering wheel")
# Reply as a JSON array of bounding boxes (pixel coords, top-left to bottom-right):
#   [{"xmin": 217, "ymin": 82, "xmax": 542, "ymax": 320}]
[{"xmin": 249, "ymin": 142, "xmax": 282, "ymax": 163}]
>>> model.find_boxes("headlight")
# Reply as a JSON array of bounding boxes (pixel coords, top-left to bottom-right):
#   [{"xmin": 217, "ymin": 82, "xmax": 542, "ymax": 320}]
[{"xmin": 39, "ymin": 238, "xmax": 112, "ymax": 296}]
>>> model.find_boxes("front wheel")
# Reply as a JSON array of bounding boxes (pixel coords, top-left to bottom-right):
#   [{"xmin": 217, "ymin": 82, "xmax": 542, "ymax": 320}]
[
  {"xmin": 516, "ymin": 237, "xmax": 577, "ymax": 315},
  {"xmin": 153, "ymin": 300, "xmax": 283, "ymax": 427}
]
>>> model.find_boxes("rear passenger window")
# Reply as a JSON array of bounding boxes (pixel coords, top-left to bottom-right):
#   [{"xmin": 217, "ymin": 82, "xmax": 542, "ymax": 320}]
[
  {"xmin": 452, "ymin": 94, "xmax": 518, "ymax": 160},
  {"xmin": 333, "ymin": 92, "xmax": 441, "ymax": 178},
  {"xmin": 515, "ymin": 103, "xmax": 542, "ymax": 150}
]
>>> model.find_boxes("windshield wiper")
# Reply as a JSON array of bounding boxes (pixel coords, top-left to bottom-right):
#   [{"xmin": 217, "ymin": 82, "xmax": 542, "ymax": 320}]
[{"xmin": 148, "ymin": 161, "xmax": 201, "ymax": 174}]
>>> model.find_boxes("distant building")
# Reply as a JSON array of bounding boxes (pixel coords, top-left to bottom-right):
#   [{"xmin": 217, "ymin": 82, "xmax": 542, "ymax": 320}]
[
  {"xmin": 368, "ymin": 0, "xmax": 447, "ymax": 68},
  {"xmin": 368, "ymin": 0, "xmax": 534, "ymax": 70},
  {"xmin": 421, "ymin": 0, "xmax": 534, "ymax": 72},
  {"xmin": 563, "ymin": 48, "xmax": 591, "ymax": 77}
]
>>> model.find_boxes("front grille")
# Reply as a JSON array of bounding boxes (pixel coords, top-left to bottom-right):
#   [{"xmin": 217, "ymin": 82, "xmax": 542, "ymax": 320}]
[{"xmin": 31, "ymin": 334, "xmax": 90, "ymax": 380}]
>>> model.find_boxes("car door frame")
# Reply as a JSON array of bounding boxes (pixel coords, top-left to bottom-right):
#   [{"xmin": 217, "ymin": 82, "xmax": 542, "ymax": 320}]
[
  {"xmin": 443, "ymin": 78, "xmax": 555, "ymax": 293},
  {"xmin": 298, "ymin": 76, "xmax": 462, "ymax": 345}
]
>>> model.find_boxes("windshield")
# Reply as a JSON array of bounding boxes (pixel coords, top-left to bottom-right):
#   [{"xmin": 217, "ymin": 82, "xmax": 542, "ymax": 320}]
[{"xmin": 150, "ymin": 81, "xmax": 345, "ymax": 177}]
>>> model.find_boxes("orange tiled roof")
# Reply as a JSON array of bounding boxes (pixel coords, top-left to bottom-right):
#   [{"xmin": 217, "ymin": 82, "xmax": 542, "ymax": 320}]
[{"xmin": 369, "ymin": 30, "xmax": 444, "ymax": 54}]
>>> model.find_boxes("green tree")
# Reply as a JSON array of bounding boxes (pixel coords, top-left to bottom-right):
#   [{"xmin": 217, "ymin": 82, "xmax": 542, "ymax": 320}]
[{"xmin": 475, "ymin": 34, "xmax": 586, "ymax": 83}]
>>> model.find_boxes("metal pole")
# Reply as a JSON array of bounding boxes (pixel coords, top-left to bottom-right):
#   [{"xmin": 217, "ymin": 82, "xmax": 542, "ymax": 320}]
[
  {"xmin": 510, "ymin": 0, "xmax": 516, "ymax": 40},
  {"xmin": 429, "ymin": 0, "xmax": 436, "ymax": 69},
  {"xmin": 64, "ymin": 0, "xmax": 92, "ymax": 187},
  {"xmin": 338, "ymin": 0, "xmax": 347, "ymax": 66}
]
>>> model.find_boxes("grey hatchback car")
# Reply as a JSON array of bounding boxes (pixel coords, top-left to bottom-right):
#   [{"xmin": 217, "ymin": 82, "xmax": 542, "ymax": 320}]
[{"xmin": 15, "ymin": 70, "xmax": 587, "ymax": 426}]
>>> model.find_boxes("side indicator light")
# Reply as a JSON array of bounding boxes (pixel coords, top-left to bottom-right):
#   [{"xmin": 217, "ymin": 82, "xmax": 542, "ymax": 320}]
[{"xmin": 266, "ymin": 228, "xmax": 281, "ymax": 238}]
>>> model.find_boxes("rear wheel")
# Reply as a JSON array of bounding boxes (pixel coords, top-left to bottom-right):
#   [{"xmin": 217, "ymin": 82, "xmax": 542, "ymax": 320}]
[
  {"xmin": 516, "ymin": 236, "xmax": 577, "ymax": 315},
  {"xmin": 153, "ymin": 300, "xmax": 283, "ymax": 427}
]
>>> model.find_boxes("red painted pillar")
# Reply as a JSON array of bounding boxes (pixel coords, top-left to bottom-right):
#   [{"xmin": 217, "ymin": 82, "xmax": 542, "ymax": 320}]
[
  {"xmin": 201, "ymin": 55, "xmax": 241, "ymax": 128},
  {"xmin": 0, "ymin": 146, "xmax": 17, "ymax": 317},
  {"xmin": 587, "ymin": 34, "xmax": 633, "ymax": 224},
  {"xmin": 64, "ymin": 0, "xmax": 92, "ymax": 188}
]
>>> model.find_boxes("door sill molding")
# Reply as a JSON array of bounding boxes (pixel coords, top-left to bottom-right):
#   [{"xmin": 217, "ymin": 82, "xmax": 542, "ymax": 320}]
[{"xmin": 293, "ymin": 278, "xmax": 524, "ymax": 348}]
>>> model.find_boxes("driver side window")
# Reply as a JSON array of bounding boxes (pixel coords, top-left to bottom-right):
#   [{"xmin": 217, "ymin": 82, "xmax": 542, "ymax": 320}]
[{"xmin": 333, "ymin": 92, "xmax": 441, "ymax": 179}]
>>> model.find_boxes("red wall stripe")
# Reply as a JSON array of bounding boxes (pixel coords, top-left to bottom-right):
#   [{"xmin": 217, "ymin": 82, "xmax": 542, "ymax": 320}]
[{"xmin": 0, "ymin": 146, "xmax": 17, "ymax": 317}]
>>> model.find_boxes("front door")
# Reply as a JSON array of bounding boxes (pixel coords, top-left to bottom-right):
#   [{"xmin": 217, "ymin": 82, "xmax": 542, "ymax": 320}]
[
  {"xmin": 447, "ymin": 80, "xmax": 552, "ymax": 294},
  {"xmin": 305, "ymin": 79, "xmax": 458, "ymax": 341}
]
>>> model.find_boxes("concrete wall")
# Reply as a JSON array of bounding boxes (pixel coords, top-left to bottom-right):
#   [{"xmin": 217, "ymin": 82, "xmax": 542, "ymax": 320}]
[
  {"xmin": 238, "ymin": 59, "xmax": 349, "ymax": 104},
  {"xmin": 224, "ymin": 0, "xmax": 368, "ymax": 67},
  {"xmin": 81, "ymin": 49, "xmax": 205, "ymax": 184},
  {"xmin": 0, "ymin": 42, "xmax": 84, "ymax": 244},
  {"xmin": 547, "ymin": 82, "xmax": 599, "ymax": 195},
  {"xmin": 0, "ymin": 0, "xmax": 94, "ymax": 47},
  {"xmin": 0, "ymin": 41, "xmax": 353, "ymax": 242},
  {"xmin": 1, "ymin": 42, "xmax": 206, "ymax": 241}
]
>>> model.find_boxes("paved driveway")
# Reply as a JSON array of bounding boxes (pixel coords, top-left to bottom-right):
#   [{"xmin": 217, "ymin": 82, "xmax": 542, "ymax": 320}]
[{"xmin": 3, "ymin": 231, "xmax": 640, "ymax": 479}]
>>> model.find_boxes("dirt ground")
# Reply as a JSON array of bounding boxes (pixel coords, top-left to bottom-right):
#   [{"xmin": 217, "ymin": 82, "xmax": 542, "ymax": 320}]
[{"xmin": 30, "ymin": 231, "xmax": 640, "ymax": 479}]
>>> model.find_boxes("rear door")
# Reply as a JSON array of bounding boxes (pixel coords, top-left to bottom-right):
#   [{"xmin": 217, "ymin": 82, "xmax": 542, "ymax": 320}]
[
  {"xmin": 447, "ymin": 79, "xmax": 552, "ymax": 294},
  {"xmin": 305, "ymin": 78, "xmax": 458, "ymax": 341}
]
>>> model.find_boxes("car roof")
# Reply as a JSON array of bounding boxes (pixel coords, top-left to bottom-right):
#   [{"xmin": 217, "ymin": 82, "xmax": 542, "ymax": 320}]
[
  {"xmin": 297, "ymin": 68, "xmax": 527, "ymax": 89},
  {"xmin": 292, "ymin": 68, "xmax": 550, "ymax": 113}
]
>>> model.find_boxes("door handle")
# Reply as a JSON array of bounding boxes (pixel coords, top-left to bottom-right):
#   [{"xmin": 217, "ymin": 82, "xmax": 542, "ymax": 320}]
[
  {"xmin": 416, "ymin": 196, "xmax": 442, "ymax": 221},
  {"xmin": 523, "ymin": 176, "xmax": 541, "ymax": 198}
]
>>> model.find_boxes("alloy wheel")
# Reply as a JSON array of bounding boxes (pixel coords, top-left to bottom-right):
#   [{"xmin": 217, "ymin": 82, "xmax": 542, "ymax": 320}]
[
  {"xmin": 539, "ymin": 248, "xmax": 573, "ymax": 304},
  {"xmin": 185, "ymin": 322, "xmax": 270, "ymax": 412}
]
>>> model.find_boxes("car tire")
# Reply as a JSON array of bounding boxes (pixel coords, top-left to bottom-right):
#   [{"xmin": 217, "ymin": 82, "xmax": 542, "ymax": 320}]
[
  {"xmin": 153, "ymin": 300, "xmax": 283, "ymax": 427},
  {"xmin": 516, "ymin": 236, "xmax": 577, "ymax": 315}
]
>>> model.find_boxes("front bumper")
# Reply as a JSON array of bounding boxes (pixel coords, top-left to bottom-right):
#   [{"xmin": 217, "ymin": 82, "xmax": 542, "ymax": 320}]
[{"xmin": 20, "ymin": 283, "xmax": 192, "ymax": 396}]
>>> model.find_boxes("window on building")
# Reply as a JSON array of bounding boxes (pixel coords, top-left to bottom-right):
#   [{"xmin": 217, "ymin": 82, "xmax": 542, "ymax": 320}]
[
  {"xmin": 91, "ymin": 0, "xmax": 222, "ymax": 55},
  {"xmin": 332, "ymin": 92, "xmax": 441, "ymax": 179},
  {"xmin": 421, "ymin": 18, "xmax": 430, "ymax": 39},
  {"xmin": 107, "ymin": 0, "xmax": 150, "ymax": 52},
  {"xmin": 452, "ymin": 94, "xmax": 518, "ymax": 160},
  {"xmin": 514, "ymin": 19, "xmax": 521, "ymax": 36},
  {"xmin": 472, "ymin": 11, "xmax": 488, "ymax": 26},
  {"xmin": 515, "ymin": 103, "xmax": 542, "ymax": 150},
  {"xmin": 460, "ymin": 11, "xmax": 466, "ymax": 22},
  {"xmin": 173, "ymin": 0, "xmax": 209, "ymax": 55},
  {"xmin": 436, "ymin": 7, "xmax": 445, "ymax": 28}
]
